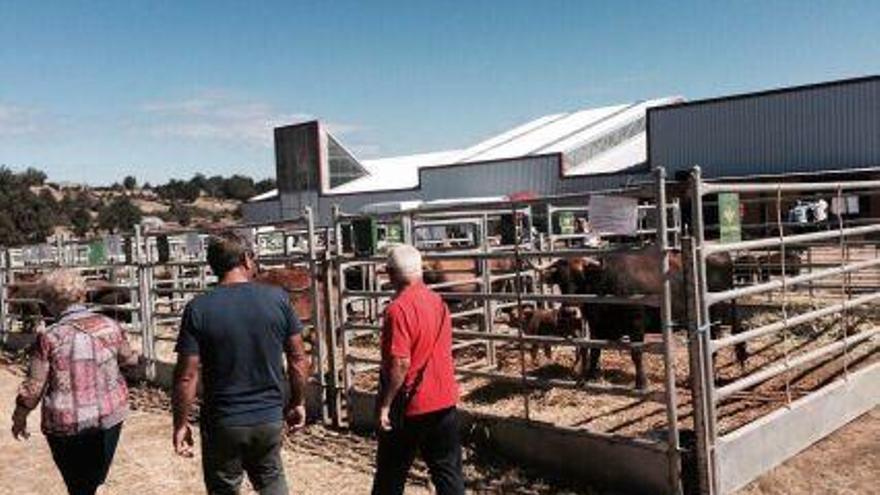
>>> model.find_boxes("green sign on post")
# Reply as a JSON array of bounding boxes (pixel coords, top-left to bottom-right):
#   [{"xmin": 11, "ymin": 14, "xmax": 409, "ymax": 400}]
[
  {"xmin": 385, "ymin": 223, "xmax": 403, "ymax": 243},
  {"xmin": 558, "ymin": 212, "xmax": 575, "ymax": 235},
  {"xmin": 719, "ymin": 192, "xmax": 742, "ymax": 243},
  {"xmin": 88, "ymin": 240, "xmax": 107, "ymax": 266}
]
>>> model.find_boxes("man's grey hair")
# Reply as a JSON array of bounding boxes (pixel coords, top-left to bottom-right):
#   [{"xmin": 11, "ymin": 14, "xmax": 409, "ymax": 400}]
[
  {"xmin": 207, "ymin": 230, "xmax": 255, "ymax": 279},
  {"xmin": 387, "ymin": 244, "xmax": 423, "ymax": 277}
]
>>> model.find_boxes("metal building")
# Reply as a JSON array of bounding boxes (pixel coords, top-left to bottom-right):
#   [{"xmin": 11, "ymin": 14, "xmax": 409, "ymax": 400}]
[
  {"xmin": 243, "ymin": 97, "xmax": 681, "ymax": 224},
  {"xmin": 648, "ymin": 75, "xmax": 880, "ymax": 178}
]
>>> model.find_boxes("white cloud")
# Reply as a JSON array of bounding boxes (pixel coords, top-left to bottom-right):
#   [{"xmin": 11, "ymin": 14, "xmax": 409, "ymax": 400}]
[
  {"xmin": 140, "ymin": 90, "xmax": 362, "ymax": 149},
  {"xmin": 0, "ymin": 103, "xmax": 41, "ymax": 137}
]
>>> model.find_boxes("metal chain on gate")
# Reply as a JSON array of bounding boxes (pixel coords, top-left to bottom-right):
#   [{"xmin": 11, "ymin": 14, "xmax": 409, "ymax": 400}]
[{"xmin": 775, "ymin": 187, "xmax": 793, "ymax": 405}]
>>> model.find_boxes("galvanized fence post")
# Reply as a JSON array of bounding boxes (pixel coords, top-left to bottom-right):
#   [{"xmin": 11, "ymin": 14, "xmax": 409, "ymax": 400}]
[
  {"xmin": 683, "ymin": 236, "xmax": 714, "ymax": 495},
  {"xmin": 322, "ymin": 226, "xmax": 342, "ymax": 427},
  {"xmin": 333, "ymin": 206, "xmax": 353, "ymax": 424},
  {"xmin": 480, "ymin": 213, "xmax": 497, "ymax": 367},
  {"xmin": 511, "ymin": 202, "xmax": 531, "ymax": 421},
  {"xmin": 139, "ymin": 231, "xmax": 157, "ymax": 381},
  {"xmin": 0, "ymin": 250, "xmax": 8, "ymax": 343},
  {"xmin": 304, "ymin": 206, "xmax": 330, "ymax": 424},
  {"xmin": 689, "ymin": 165, "xmax": 719, "ymax": 495},
  {"xmin": 655, "ymin": 167, "xmax": 683, "ymax": 495}
]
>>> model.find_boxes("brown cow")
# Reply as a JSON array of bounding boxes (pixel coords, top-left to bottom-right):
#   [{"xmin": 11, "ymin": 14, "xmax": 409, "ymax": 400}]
[
  {"xmin": 7, "ymin": 275, "xmax": 137, "ymax": 329},
  {"xmin": 255, "ymin": 267, "xmax": 315, "ymax": 322},
  {"xmin": 5, "ymin": 274, "xmax": 49, "ymax": 333},
  {"xmin": 423, "ymin": 257, "xmax": 525, "ymax": 293},
  {"xmin": 509, "ymin": 305, "xmax": 585, "ymax": 365},
  {"xmin": 547, "ymin": 246, "xmax": 740, "ymax": 390}
]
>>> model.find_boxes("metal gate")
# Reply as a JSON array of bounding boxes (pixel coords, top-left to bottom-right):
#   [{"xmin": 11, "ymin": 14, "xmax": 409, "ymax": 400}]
[
  {"xmin": 686, "ymin": 166, "xmax": 880, "ymax": 494},
  {"xmin": 332, "ymin": 170, "xmax": 687, "ymax": 494}
]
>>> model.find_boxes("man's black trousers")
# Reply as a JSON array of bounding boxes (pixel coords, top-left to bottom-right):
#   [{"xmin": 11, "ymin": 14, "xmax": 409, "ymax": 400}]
[{"xmin": 372, "ymin": 406, "xmax": 465, "ymax": 495}]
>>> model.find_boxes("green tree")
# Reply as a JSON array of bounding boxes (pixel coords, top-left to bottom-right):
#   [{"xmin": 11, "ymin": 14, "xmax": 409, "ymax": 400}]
[
  {"xmin": 70, "ymin": 208, "xmax": 92, "ymax": 237},
  {"xmin": 97, "ymin": 196, "xmax": 142, "ymax": 233},
  {"xmin": 223, "ymin": 175, "xmax": 257, "ymax": 201},
  {"xmin": 20, "ymin": 167, "xmax": 47, "ymax": 187},
  {"xmin": 123, "ymin": 175, "xmax": 137, "ymax": 190},
  {"xmin": 0, "ymin": 167, "xmax": 57, "ymax": 245},
  {"xmin": 155, "ymin": 179, "xmax": 200, "ymax": 202},
  {"xmin": 255, "ymin": 178, "xmax": 276, "ymax": 194},
  {"xmin": 205, "ymin": 175, "xmax": 225, "ymax": 197},
  {"xmin": 189, "ymin": 174, "xmax": 208, "ymax": 194},
  {"xmin": 168, "ymin": 202, "xmax": 193, "ymax": 226}
]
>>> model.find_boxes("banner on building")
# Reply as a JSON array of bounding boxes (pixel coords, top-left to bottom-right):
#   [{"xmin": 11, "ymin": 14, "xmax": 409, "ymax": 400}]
[
  {"xmin": 589, "ymin": 195, "xmax": 639, "ymax": 236},
  {"xmin": 185, "ymin": 233, "xmax": 204, "ymax": 256},
  {"xmin": 105, "ymin": 235, "xmax": 123, "ymax": 259}
]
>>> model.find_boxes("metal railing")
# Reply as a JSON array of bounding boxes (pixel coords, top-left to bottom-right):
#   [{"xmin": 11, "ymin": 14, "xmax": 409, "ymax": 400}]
[{"xmin": 686, "ymin": 166, "xmax": 880, "ymax": 495}]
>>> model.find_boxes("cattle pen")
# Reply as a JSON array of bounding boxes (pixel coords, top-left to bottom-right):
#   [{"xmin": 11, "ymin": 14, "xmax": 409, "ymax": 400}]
[{"xmin": 1, "ymin": 167, "xmax": 878, "ymax": 494}]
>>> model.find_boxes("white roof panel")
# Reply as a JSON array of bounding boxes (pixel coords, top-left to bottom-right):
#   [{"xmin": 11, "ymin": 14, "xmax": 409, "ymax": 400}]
[
  {"xmin": 565, "ymin": 134, "xmax": 647, "ymax": 176},
  {"xmin": 249, "ymin": 189, "xmax": 279, "ymax": 202},
  {"xmin": 327, "ymin": 149, "xmax": 462, "ymax": 195},
  {"xmin": 452, "ymin": 113, "xmax": 567, "ymax": 163},
  {"xmin": 461, "ymin": 104, "xmax": 629, "ymax": 162}
]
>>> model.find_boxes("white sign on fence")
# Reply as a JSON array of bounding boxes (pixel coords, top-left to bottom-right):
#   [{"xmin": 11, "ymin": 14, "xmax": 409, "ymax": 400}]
[{"xmin": 589, "ymin": 195, "xmax": 639, "ymax": 236}]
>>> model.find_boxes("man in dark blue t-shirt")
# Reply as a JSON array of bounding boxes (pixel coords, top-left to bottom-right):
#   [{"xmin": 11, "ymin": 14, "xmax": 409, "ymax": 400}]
[{"xmin": 172, "ymin": 231, "xmax": 309, "ymax": 495}]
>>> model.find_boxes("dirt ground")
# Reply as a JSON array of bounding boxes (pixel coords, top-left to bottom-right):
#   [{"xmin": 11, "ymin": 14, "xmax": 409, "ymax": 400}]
[
  {"xmin": 1, "ymin": 364, "xmax": 877, "ymax": 495},
  {"xmin": 0, "ymin": 367, "xmax": 394, "ymax": 495},
  {"xmin": 0, "ymin": 365, "xmax": 597, "ymax": 495},
  {"xmin": 736, "ymin": 407, "xmax": 880, "ymax": 495}
]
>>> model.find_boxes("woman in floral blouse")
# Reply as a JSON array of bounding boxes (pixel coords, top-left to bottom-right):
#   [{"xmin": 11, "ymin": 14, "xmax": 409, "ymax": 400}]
[{"xmin": 11, "ymin": 269, "xmax": 138, "ymax": 495}]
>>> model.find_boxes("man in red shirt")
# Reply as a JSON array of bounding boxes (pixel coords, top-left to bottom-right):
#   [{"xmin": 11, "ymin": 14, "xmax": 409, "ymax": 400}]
[{"xmin": 372, "ymin": 245, "xmax": 464, "ymax": 495}]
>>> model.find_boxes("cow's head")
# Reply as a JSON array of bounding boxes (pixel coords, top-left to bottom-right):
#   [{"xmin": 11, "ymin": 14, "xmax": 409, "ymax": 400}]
[
  {"xmin": 557, "ymin": 305, "xmax": 584, "ymax": 338},
  {"xmin": 544, "ymin": 257, "xmax": 600, "ymax": 294}
]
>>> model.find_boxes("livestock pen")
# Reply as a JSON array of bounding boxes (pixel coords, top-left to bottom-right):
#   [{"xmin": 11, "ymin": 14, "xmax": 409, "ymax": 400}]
[
  {"xmin": 1, "ymin": 167, "xmax": 878, "ymax": 495},
  {"xmin": 0, "ymin": 210, "xmax": 337, "ymax": 423},
  {"xmin": 333, "ymin": 172, "xmax": 688, "ymax": 494}
]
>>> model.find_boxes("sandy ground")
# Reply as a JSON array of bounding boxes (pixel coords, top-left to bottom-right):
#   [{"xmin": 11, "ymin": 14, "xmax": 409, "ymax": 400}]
[
  {"xmin": 736, "ymin": 407, "xmax": 880, "ymax": 495},
  {"xmin": 0, "ymin": 367, "xmax": 423, "ymax": 495},
  {"xmin": 0, "ymin": 365, "xmax": 877, "ymax": 494}
]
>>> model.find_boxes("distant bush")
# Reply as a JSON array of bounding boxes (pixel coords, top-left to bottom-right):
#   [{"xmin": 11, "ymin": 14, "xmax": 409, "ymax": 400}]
[
  {"xmin": 155, "ymin": 179, "xmax": 201, "ymax": 203},
  {"xmin": 154, "ymin": 173, "xmax": 274, "ymax": 202},
  {"xmin": 123, "ymin": 175, "xmax": 137, "ymax": 190},
  {"xmin": 0, "ymin": 167, "xmax": 58, "ymax": 245},
  {"xmin": 222, "ymin": 175, "xmax": 258, "ymax": 201},
  {"xmin": 97, "ymin": 196, "xmax": 142, "ymax": 233},
  {"xmin": 70, "ymin": 208, "xmax": 92, "ymax": 237}
]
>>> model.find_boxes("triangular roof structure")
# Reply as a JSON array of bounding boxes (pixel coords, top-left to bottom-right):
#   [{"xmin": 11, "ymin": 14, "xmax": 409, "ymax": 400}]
[{"xmin": 251, "ymin": 96, "xmax": 682, "ymax": 202}]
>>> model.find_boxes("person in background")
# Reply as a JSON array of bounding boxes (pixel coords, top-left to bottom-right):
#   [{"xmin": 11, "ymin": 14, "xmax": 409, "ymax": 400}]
[
  {"xmin": 11, "ymin": 269, "xmax": 139, "ymax": 495},
  {"xmin": 372, "ymin": 244, "xmax": 464, "ymax": 495},
  {"xmin": 172, "ymin": 231, "xmax": 310, "ymax": 495}
]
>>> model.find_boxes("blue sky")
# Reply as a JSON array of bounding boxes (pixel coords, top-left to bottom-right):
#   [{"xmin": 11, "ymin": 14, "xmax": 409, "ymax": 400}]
[{"xmin": 1, "ymin": 1, "xmax": 878, "ymax": 185}]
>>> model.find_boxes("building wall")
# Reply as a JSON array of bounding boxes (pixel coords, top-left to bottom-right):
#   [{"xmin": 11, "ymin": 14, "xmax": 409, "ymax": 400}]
[
  {"xmin": 245, "ymin": 155, "xmax": 648, "ymax": 226},
  {"xmin": 648, "ymin": 76, "xmax": 880, "ymax": 178},
  {"xmin": 241, "ymin": 199, "xmax": 283, "ymax": 223}
]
